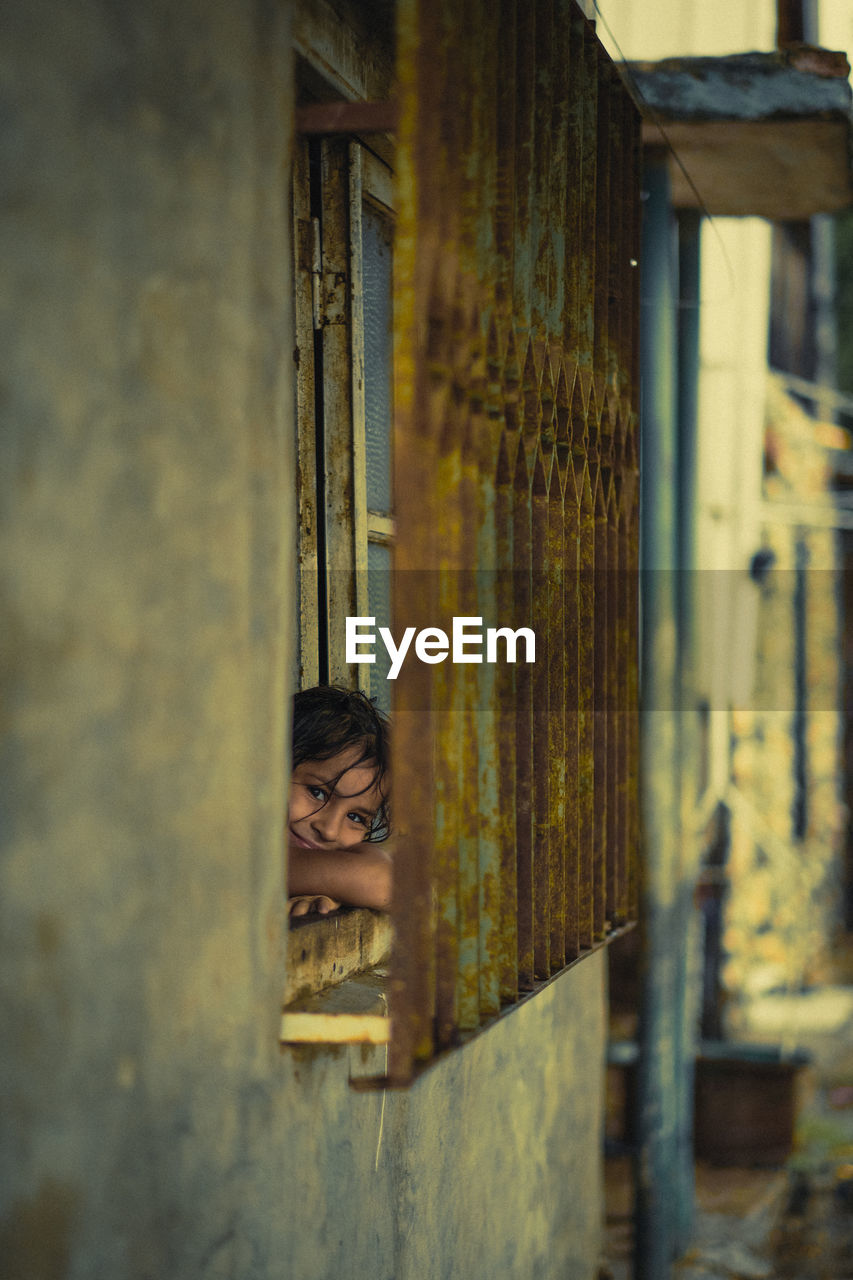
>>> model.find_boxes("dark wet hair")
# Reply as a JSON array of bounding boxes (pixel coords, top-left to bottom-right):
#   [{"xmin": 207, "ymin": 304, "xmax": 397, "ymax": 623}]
[{"xmin": 291, "ymin": 685, "xmax": 391, "ymax": 841}]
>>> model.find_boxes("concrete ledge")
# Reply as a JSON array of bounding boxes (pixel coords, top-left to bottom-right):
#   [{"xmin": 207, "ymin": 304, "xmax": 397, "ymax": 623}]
[
  {"xmin": 626, "ymin": 48, "xmax": 853, "ymax": 216},
  {"xmin": 285, "ymin": 906, "xmax": 392, "ymax": 1004}
]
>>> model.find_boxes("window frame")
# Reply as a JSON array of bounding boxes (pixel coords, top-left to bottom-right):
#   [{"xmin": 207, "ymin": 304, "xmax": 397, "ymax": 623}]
[
  {"xmin": 292, "ymin": 125, "xmax": 395, "ymax": 695},
  {"xmin": 285, "ymin": 45, "xmax": 397, "ymax": 1027}
]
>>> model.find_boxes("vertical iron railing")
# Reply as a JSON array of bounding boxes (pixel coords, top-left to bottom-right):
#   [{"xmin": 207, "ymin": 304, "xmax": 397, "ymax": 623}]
[{"xmin": 391, "ymin": 0, "xmax": 641, "ymax": 1082}]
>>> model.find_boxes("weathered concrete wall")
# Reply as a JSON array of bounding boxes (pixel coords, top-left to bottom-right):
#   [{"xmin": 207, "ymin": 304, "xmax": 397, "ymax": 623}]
[
  {"xmin": 282, "ymin": 954, "xmax": 606, "ymax": 1280},
  {"xmin": 1, "ymin": 3, "xmax": 607, "ymax": 1277},
  {"xmin": 1, "ymin": 0, "xmax": 296, "ymax": 1272}
]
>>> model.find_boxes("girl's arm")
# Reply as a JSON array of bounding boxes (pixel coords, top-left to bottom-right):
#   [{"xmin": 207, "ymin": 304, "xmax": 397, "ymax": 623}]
[{"xmin": 287, "ymin": 844, "xmax": 392, "ymax": 911}]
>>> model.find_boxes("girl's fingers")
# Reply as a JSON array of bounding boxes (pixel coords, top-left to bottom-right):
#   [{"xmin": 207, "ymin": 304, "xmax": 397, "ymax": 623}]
[{"xmin": 287, "ymin": 895, "xmax": 342, "ymax": 917}]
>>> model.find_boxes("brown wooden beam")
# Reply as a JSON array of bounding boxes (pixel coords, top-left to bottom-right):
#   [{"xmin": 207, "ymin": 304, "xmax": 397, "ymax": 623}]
[{"xmin": 296, "ymin": 100, "xmax": 398, "ymax": 136}]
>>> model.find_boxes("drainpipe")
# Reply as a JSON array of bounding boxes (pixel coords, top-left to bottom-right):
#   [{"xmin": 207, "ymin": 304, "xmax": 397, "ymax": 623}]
[
  {"xmin": 673, "ymin": 206, "xmax": 702, "ymax": 1254},
  {"xmin": 633, "ymin": 148, "xmax": 689, "ymax": 1278}
]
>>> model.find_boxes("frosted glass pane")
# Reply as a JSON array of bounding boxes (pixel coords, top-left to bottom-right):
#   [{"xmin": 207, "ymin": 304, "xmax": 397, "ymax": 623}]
[
  {"xmin": 362, "ymin": 203, "xmax": 393, "ymax": 515},
  {"xmin": 367, "ymin": 541, "xmax": 392, "ymax": 714}
]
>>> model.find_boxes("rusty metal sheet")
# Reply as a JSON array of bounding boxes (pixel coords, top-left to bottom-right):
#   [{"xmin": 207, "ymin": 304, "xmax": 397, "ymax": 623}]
[{"xmin": 389, "ymin": 0, "xmax": 641, "ymax": 1080}]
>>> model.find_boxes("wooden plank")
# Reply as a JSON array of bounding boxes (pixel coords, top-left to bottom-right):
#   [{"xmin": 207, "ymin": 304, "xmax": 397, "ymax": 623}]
[
  {"xmin": 292, "ymin": 137, "xmax": 320, "ymax": 688},
  {"xmin": 296, "ymin": 100, "xmax": 398, "ymax": 136},
  {"xmin": 282, "ymin": 968, "xmax": 390, "ymax": 1044},
  {"xmin": 281, "ymin": 1013, "xmax": 390, "ymax": 1045},
  {"xmin": 642, "ymin": 119, "xmax": 853, "ymax": 219}
]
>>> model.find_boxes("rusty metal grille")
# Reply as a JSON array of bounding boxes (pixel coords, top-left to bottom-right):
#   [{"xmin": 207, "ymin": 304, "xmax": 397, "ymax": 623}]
[{"xmin": 389, "ymin": 0, "xmax": 641, "ymax": 1082}]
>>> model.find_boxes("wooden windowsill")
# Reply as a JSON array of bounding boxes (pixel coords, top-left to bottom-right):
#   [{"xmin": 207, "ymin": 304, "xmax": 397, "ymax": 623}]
[{"xmin": 281, "ymin": 908, "xmax": 392, "ymax": 1045}]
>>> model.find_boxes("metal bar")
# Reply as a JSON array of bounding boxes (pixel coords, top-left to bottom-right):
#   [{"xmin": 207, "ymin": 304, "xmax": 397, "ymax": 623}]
[
  {"xmin": 387, "ymin": 0, "xmax": 446, "ymax": 1073},
  {"xmin": 634, "ymin": 149, "xmax": 687, "ymax": 1278},
  {"xmin": 513, "ymin": 434, "xmax": 535, "ymax": 987},
  {"xmin": 593, "ymin": 49, "xmax": 611, "ymax": 392},
  {"xmin": 562, "ymin": 390, "xmax": 581, "ymax": 960},
  {"xmin": 495, "ymin": 0, "xmax": 518, "ymax": 317},
  {"xmin": 457, "ymin": 408, "xmax": 483, "ymax": 1031},
  {"xmin": 593, "ymin": 433, "xmax": 609, "ymax": 940},
  {"xmin": 458, "ymin": 0, "xmax": 487, "ymax": 282},
  {"xmin": 434, "ymin": 406, "xmax": 462, "ymax": 1048},
  {"xmin": 627, "ymin": 111, "xmax": 643, "ymax": 926},
  {"xmin": 512, "ymin": 3, "xmax": 537, "ymax": 334},
  {"xmin": 578, "ymin": 17, "xmax": 598, "ymax": 371},
  {"xmin": 607, "ymin": 65, "xmax": 624, "ymax": 391},
  {"xmin": 627, "ymin": 418, "xmax": 641, "ymax": 923},
  {"xmin": 532, "ymin": 0, "xmax": 555, "ymax": 340},
  {"xmin": 547, "ymin": 3, "xmax": 570, "ymax": 341},
  {"xmin": 606, "ymin": 456, "xmax": 620, "ymax": 922},
  {"xmin": 616, "ymin": 478, "xmax": 630, "ymax": 923},
  {"xmin": 476, "ymin": 397, "xmax": 503, "ymax": 1021},
  {"xmin": 547, "ymin": 436, "xmax": 567, "ymax": 970},
  {"xmin": 615, "ymin": 87, "xmax": 632, "ymax": 400},
  {"xmin": 496, "ymin": 426, "xmax": 519, "ymax": 1001},
  {"xmin": 564, "ymin": 7, "xmax": 585, "ymax": 353},
  {"xmin": 577, "ymin": 387, "xmax": 595, "ymax": 949},
  {"xmin": 532, "ymin": 444, "xmax": 551, "ymax": 979}
]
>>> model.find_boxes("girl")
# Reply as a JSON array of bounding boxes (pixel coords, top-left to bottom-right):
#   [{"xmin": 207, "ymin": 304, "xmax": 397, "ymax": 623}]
[{"xmin": 286, "ymin": 685, "xmax": 392, "ymax": 917}]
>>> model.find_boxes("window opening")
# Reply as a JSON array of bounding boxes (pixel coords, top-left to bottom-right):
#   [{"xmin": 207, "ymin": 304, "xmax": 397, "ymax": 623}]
[{"xmin": 283, "ymin": 3, "xmax": 641, "ymax": 1077}]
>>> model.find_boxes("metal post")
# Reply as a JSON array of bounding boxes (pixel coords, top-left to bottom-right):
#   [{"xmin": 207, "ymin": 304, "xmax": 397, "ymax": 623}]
[{"xmin": 633, "ymin": 149, "xmax": 686, "ymax": 1279}]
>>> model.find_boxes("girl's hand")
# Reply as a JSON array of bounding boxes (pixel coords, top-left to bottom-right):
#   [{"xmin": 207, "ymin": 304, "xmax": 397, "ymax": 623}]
[{"xmin": 288, "ymin": 894, "xmax": 342, "ymax": 917}]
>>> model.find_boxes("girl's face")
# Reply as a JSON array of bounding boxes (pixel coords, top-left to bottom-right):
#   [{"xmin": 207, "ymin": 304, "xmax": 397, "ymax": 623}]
[{"xmin": 288, "ymin": 745, "xmax": 384, "ymax": 853}]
